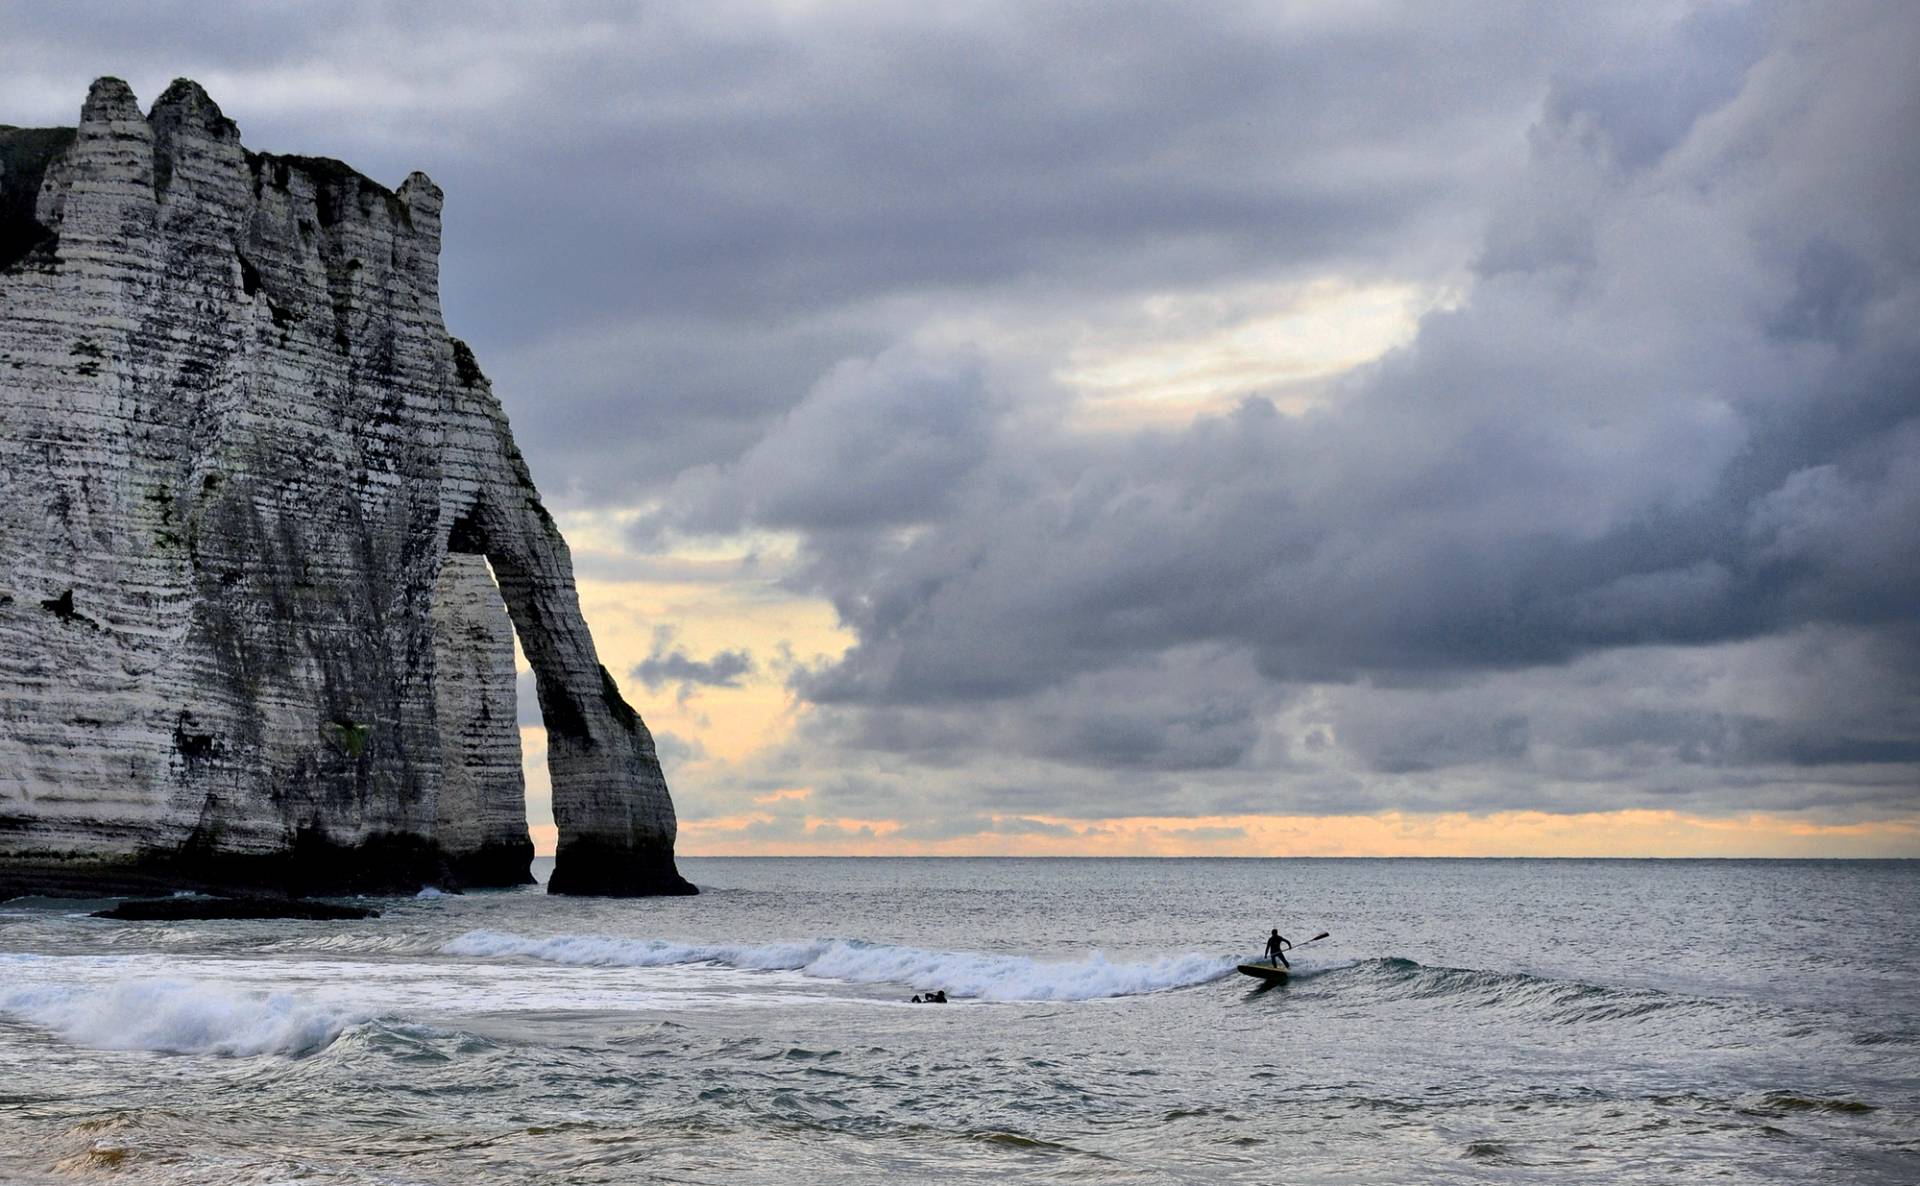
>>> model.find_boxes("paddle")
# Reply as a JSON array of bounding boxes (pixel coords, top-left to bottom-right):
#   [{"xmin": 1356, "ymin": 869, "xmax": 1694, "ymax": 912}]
[
  {"xmin": 1266, "ymin": 931, "xmax": 1329, "ymax": 964},
  {"xmin": 1252, "ymin": 931, "xmax": 1330, "ymax": 968}
]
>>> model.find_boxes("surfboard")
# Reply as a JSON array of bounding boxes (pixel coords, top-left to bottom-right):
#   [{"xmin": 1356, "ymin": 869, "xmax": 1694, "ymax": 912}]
[{"xmin": 1236, "ymin": 962, "xmax": 1290, "ymax": 983}]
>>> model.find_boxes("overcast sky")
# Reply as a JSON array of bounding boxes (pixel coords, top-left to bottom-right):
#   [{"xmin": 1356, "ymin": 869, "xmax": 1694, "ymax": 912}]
[{"xmin": 6, "ymin": 0, "xmax": 1915, "ymax": 855}]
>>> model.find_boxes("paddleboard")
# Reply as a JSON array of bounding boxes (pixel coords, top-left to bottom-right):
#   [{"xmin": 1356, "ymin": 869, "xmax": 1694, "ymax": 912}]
[{"xmin": 1236, "ymin": 962, "xmax": 1289, "ymax": 983}]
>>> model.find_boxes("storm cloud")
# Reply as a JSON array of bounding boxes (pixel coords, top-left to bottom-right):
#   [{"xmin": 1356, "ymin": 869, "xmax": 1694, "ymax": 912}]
[
  {"xmin": 632, "ymin": 629, "xmax": 757, "ymax": 695},
  {"xmin": 781, "ymin": 5, "xmax": 1918, "ymax": 708},
  {"xmin": 673, "ymin": 1, "xmax": 1919, "ymax": 829},
  {"xmin": 7, "ymin": 0, "xmax": 1916, "ymax": 842},
  {"xmin": 2, "ymin": 1, "xmax": 1649, "ymax": 503}
]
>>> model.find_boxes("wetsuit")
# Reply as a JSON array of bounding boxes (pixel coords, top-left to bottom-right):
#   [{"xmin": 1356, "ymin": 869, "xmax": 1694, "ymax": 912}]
[{"xmin": 1265, "ymin": 932, "xmax": 1291, "ymax": 968}]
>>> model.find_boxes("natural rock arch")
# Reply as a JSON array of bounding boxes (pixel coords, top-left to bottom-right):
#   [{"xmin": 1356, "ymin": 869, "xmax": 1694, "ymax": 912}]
[
  {"xmin": 0, "ymin": 77, "xmax": 692, "ymax": 897},
  {"xmin": 439, "ymin": 451, "xmax": 691, "ymax": 895}
]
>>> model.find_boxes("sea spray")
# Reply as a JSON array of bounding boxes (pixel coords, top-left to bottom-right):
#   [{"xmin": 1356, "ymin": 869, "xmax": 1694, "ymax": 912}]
[
  {"xmin": 1, "ymin": 977, "xmax": 359, "ymax": 1056},
  {"xmin": 441, "ymin": 931, "xmax": 1238, "ymax": 1001}
]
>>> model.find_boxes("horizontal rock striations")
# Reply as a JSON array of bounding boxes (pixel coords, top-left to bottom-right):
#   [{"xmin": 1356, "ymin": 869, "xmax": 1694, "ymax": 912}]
[
  {"xmin": 432, "ymin": 554, "xmax": 536, "ymax": 887},
  {"xmin": 0, "ymin": 78, "xmax": 693, "ymax": 898}
]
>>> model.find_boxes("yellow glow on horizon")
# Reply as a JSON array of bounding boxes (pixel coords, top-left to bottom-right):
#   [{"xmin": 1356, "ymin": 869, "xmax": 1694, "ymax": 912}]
[{"xmin": 668, "ymin": 809, "xmax": 1920, "ymax": 859}]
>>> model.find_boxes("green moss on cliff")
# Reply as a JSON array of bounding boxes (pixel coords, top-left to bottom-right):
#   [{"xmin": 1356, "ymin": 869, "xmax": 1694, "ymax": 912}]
[{"xmin": 327, "ymin": 719, "xmax": 372, "ymax": 759}]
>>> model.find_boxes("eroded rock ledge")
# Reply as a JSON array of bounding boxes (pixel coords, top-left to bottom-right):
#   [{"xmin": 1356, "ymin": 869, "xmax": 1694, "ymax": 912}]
[{"xmin": 0, "ymin": 78, "xmax": 693, "ymax": 899}]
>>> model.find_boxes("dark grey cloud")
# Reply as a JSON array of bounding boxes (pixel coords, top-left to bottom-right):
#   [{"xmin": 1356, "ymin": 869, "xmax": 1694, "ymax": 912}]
[
  {"xmin": 799, "ymin": 648, "xmax": 1272, "ymax": 773},
  {"xmin": 1, "ymin": 1, "xmax": 1651, "ymax": 506},
  {"xmin": 739, "ymin": 624, "xmax": 1920, "ymax": 835},
  {"xmin": 631, "ymin": 629, "xmax": 756, "ymax": 694},
  {"xmin": 9, "ymin": 1, "xmax": 1916, "ymax": 835},
  {"xmin": 674, "ymin": 2, "xmax": 1920, "ymax": 825},
  {"xmin": 636, "ymin": 346, "xmax": 998, "ymax": 541},
  {"xmin": 1539, "ymin": 2, "xmax": 1770, "ymax": 171}
]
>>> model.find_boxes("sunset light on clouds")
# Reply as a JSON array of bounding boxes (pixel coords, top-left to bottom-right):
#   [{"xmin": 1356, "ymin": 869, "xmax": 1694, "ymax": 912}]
[
  {"xmin": 7, "ymin": 7, "xmax": 1920, "ymax": 1182},
  {"xmin": 14, "ymin": 3, "xmax": 1911, "ymax": 859}
]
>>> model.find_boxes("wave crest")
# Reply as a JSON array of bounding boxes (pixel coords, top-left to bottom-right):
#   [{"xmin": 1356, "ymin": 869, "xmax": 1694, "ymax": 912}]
[
  {"xmin": 442, "ymin": 930, "xmax": 1235, "ymax": 1001},
  {"xmin": 2, "ymin": 978, "xmax": 358, "ymax": 1056},
  {"xmin": 1335, "ymin": 957, "xmax": 1699, "ymax": 1025}
]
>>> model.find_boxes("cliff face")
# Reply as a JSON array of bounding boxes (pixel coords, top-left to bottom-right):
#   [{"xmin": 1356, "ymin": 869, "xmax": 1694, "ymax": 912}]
[
  {"xmin": 431, "ymin": 555, "xmax": 537, "ymax": 887},
  {"xmin": 0, "ymin": 78, "xmax": 693, "ymax": 897}
]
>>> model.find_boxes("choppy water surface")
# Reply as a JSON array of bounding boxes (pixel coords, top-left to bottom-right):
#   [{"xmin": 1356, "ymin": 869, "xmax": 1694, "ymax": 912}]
[{"xmin": 1, "ymin": 858, "xmax": 1915, "ymax": 1184}]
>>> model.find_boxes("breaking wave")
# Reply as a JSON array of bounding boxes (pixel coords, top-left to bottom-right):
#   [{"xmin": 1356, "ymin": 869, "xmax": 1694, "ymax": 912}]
[
  {"xmin": 442, "ymin": 930, "xmax": 1237, "ymax": 1001},
  {"xmin": 1, "ymin": 978, "xmax": 360, "ymax": 1056}
]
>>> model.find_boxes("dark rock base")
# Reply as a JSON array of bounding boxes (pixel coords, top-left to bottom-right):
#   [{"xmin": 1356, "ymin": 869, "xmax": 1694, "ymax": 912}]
[
  {"xmin": 93, "ymin": 898, "xmax": 379, "ymax": 921},
  {"xmin": 547, "ymin": 839, "xmax": 697, "ymax": 896},
  {"xmin": 446, "ymin": 838, "xmax": 536, "ymax": 888},
  {"xmin": 1, "ymin": 830, "xmax": 451, "ymax": 901}
]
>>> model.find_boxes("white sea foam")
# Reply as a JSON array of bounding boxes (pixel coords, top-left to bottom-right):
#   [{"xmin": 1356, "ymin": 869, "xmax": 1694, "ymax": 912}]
[
  {"xmin": 1, "ymin": 978, "xmax": 359, "ymax": 1056},
  {"xmin": 442, "ymin": 930, "xmax": 1236, "ymax": 1001}
]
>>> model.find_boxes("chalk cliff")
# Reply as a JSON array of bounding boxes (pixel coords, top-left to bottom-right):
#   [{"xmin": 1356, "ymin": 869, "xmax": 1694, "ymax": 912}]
[
  {"xmin": 432, "ymin": 555, "xmax": 537, "ymax": 888},
  {"xmin": 0, "ymin": 78, "xmax": 693, "ymax": 897}
]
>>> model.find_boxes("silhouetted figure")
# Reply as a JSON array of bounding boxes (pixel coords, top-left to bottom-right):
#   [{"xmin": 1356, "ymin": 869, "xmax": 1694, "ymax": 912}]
[
  {"xmin": 930, "ymin": 990, "xmax": 948, "ymax": 1003},
  {"xmin": 1264, "ymin": 929, "xmax": 1291, "ymax": 969}
]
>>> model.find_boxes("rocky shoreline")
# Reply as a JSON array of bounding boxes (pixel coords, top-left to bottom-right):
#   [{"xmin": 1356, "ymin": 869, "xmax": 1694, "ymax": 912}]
[{"xmin": 90, "ymin": 898, "xmax": 381, "ymax": 922}]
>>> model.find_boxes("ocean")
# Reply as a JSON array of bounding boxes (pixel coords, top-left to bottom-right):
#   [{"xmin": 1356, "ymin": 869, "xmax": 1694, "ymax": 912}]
[{"xmin": 1, "ymin": 857, "xmax": 1915, "ymax": 1184}]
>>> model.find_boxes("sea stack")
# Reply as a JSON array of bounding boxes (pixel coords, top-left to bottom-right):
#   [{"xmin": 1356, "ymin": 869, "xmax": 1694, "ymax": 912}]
[{"xmin": 0, "ymin": 78, "xmax": 693, "ymax": 897}]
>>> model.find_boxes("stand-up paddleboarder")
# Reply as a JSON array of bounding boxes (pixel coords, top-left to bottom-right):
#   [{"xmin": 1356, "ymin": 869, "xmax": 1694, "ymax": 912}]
[{"xmin": 1264, "ymin": 928, "xmax": 1291, "ymax": 968}]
